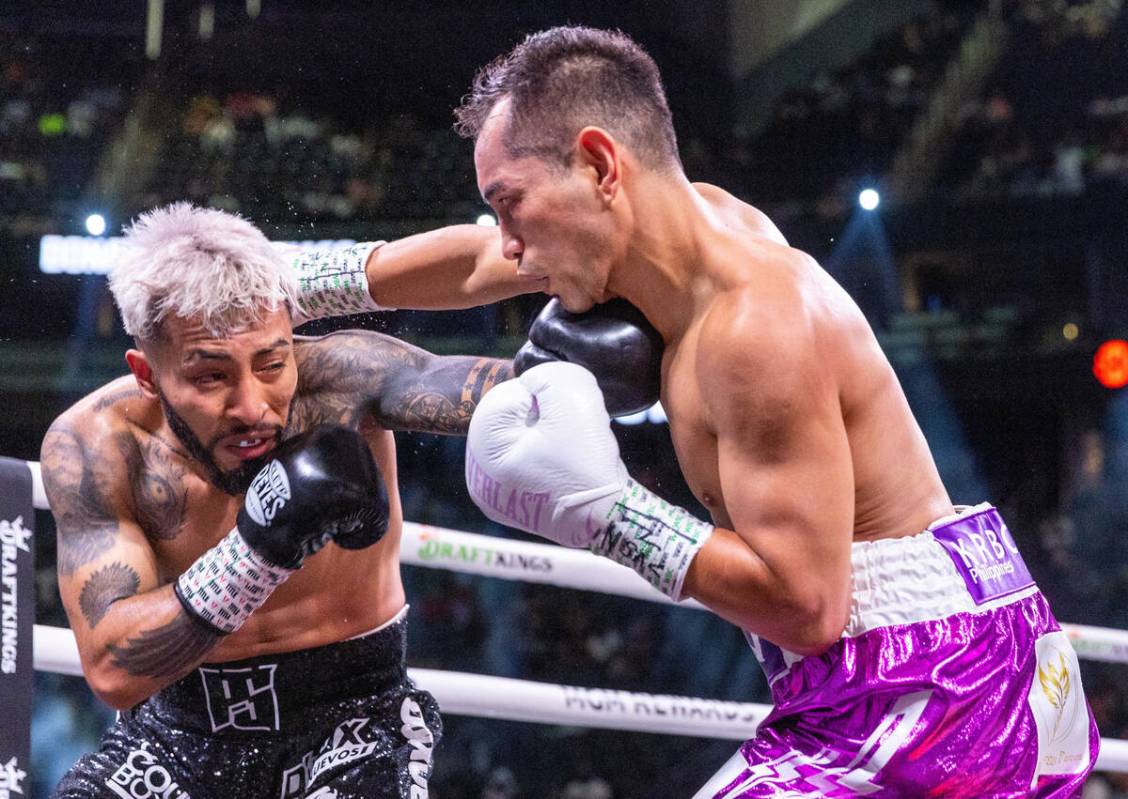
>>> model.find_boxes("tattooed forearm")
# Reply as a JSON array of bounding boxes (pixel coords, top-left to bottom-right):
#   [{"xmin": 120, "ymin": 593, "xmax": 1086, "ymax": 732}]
[
  {"xmin": 107, "ymin": 612, "xmax": 220, "ymax": 679},
  {"xmin": 292, "ymin": 330, "xmax": 514, "ymax": 435},
  {"xmin": 78, "ymin": 562, "xmax": 141, "ymax": 628},
  {"xmin": 378, "ymin": 357, "xmax": 514, "ymax": 434},
  {"xmin": 41, "ymin": 424, "xmax": 121, "ymax": 576},
  {"xmin": 117, "ymin": 433, "xmax": 187, "ymax": 541}
]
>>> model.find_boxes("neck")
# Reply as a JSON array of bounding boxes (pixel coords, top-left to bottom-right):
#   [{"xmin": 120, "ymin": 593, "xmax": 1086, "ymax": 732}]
[{"xmin": 606, "ymin": 171, "xmax": 712, "ymax": 345}]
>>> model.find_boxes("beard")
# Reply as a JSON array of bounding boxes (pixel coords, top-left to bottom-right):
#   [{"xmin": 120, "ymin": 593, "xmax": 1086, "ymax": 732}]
[{"xmin": 158, "ymin": 392, "xmax": 282, "ymax": 496}]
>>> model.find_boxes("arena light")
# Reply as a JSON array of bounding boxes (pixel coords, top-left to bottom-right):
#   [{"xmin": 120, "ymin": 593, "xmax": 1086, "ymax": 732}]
[
  {"xmin": 84, "ymin": 214, "xmax": 107, "ymax": 237},
  {"xmin": 858, "ymin": 189, "xmax": 880, "ymax": 211},
  {"xmin": 476, "ymin": 213, "xmax": 497, "ymax": 227},
  {"xmin": 1094, "ymin": 339, "xmax": 1128, "ymax": 389}
]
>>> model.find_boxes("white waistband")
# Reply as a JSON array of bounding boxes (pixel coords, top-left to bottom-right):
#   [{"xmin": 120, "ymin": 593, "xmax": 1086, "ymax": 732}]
[
  {"xmin": 747, "ymin": 505, "xmax": 1041, "ymax": 683},
  {"xmin": 846, "ymin": 505, "xmax": 1037, "ymax": 637},
  {"xmin": 346, "ymin": 603, "xmax": 409, "ymax": 640}
]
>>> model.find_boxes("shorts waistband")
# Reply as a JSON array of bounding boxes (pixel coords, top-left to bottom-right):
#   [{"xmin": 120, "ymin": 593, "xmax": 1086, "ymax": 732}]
[
  {"xmin": 747, "ymin": 504, "xmax": 1039, "ymax": 684},
  {"xmin": 142, "ymin": 610, "xmax": 409, "ymax": 736},
  {"xmin": 848, "ymin": 502, "xmax": 1038, "ymax": 634}
]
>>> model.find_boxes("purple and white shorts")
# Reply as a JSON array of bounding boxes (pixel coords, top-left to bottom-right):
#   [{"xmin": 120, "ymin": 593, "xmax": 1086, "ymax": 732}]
[{"xmin": 696, "ymin": 504, "xmax": 1099, "ymax": 798}]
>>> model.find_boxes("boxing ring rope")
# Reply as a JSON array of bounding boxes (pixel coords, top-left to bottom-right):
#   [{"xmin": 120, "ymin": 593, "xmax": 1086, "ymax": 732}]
[{"xmin": 19, "ymin": 461, "xmax": 1128, "ymax": 771}]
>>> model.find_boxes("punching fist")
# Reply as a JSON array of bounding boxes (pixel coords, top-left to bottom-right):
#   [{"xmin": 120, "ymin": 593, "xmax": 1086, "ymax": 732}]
[
  {"xmin": 467, "ymin": 362, "xmax": 714, "ymax": 601},
  {"xmin": 514, "ymin": 298, "xmax": 663, "ymax": 417},
  {"xmin": 237, "ymin": 425, "xmax": 389, "ymax": 569},
  {"xmin": 466, "ymin": 362, "xmax": 627, "ymax": 548}
]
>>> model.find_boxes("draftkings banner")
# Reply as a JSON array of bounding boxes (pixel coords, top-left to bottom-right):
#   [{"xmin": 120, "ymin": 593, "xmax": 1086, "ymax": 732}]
[{"xmin": 0, "ymin": 457, "xmax": 34, "ymax": 798}]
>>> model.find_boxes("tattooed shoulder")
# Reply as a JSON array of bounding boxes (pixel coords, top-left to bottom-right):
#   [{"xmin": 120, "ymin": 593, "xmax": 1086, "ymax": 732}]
[
  {"xmin": 92, "ymin": 386, "xmax": 143, "ymax": 413},
  {"xmin": 290, "ymin": 331, "xmax": 417, "ymax": 432},
  {"xmin": 41, "ymin": 417, "xmax": 122, "ymax": 576},
  {"xmin": 295, "ymin": 331, "xmax": 414, "ymax": 395}
]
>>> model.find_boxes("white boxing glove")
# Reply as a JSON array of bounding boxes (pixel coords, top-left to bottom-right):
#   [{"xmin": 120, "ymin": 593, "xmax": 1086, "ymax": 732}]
[
  {"xmin": 466, "ymin": 362, "xmax": 713, "ymax": 599},
  {"xmin": 466, "ymin": 361, "xmax": 627, "ymax": 547}
]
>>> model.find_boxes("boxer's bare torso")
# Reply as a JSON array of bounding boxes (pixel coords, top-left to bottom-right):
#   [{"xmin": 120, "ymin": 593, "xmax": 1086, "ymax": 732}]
[
  {"xmin": 42, "ymin": 322, "xmax": 509, "ymax": 707},
  {"xmin": 471, "ymin": 93, "xmax": 953, "ymax": 648},
  {"xmin": 670, "ymin": 186, "xmax": 953, "ymax": 540},
  {"xmin": 657, "ymin": 186, "xmax": 954, "ymax": 647}
]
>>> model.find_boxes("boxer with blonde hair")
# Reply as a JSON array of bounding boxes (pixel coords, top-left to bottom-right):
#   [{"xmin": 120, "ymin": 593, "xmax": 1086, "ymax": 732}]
[{"xmin": 44, "ymin": 202, "xmax": 532, "ymax": 799}]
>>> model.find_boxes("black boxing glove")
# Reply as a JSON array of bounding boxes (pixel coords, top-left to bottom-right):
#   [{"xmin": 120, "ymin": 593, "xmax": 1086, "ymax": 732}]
[
  {"xmin": 175, "ymin": 425, "xmax": 388, "ymax": 634},
  {"xmin": 514, "ymin": 298, "xmax": 664, "ymax": 417},
  {"xmin": 236, "ymin": 425, "xmax": 389, "ymax": 567}
]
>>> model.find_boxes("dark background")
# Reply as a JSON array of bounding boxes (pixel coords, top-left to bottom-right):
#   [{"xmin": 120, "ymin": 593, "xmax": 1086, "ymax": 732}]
[{"xmin": 3, "ymin": 1, "xmax": 1127, "ymax": 796}]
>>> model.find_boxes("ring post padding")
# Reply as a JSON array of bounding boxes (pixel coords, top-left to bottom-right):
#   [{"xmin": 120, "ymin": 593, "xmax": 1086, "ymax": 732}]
[{"xmin": 0, "ymin": 458, "xmax": 36, "ymax": 794}]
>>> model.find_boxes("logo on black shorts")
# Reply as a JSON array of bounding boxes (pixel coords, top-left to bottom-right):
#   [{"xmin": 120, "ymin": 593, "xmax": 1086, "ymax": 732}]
[
  {"xmin": 401, "ymin": 698, "xmax": 434, "ymax": 799},
  {"xmin": 0, "ymin": 755, "xmax": 27, "ymax": 798},
  {"xmin": 105, "ymin": 745, "xmax": 190, "ymax": 799},
  {"xmin": 199, "ymin": 663, "xmax": 280, "ymax": 733}
]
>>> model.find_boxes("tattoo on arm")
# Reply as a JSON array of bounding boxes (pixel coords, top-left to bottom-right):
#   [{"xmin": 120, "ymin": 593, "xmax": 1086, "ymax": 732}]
[
  {"xmin": 107, "ymin": 612, "xmax": 220, "ymax": 679},
  {"xmin": 78, "ymin": 562, "xmax": 141, "ymax": 628},
  {"xmin": 41, "ymin": 424, "xmax": 121, "ymax": 577},
  {"xmin": 292, "ymin": 331, "xmax": 513, "ymax": 435},
  {"xmin": 380, "ymin": 356, "xmax": 514, "ymax": 434}
]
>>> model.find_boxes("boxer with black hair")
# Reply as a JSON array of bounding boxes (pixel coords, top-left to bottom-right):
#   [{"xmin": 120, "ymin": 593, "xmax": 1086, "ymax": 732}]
[{"xmin": 457, "ymin": 25, "xmax": 1099, "ymax": 797}]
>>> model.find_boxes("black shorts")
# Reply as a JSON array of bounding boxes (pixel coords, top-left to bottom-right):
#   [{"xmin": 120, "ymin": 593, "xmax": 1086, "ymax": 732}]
[{"xmin": 51, "ymin": 613, "xmax": 441, "ymax": 799}]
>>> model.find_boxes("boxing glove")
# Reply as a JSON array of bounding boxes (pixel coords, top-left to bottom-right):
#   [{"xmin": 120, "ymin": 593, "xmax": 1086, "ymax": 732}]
[
  {"xmin": 236, "ymin": 425, "xmax": 389, "ymax": 568},
  {"xmin": 514, "ymin": 298, "xmax": 663, "ymax": 417},
  {"xmin": 466, "ymin": 362, "xmax": 712, "ymax": 599}
]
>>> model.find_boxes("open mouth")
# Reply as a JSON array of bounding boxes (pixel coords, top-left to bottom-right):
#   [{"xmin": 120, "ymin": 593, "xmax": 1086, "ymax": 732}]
[{"xmin": 222, "ymin": 435, "xmax": 275, "ymax": 461}]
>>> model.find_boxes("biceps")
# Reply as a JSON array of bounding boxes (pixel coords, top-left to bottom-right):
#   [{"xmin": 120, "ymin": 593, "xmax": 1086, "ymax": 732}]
[
  {"xmin": 716, "ymin": 417, "xmax": 854, "ymax": 582},
  {"xmin": 58, "ymin": 522, "xmax": 161, "ymax": 632}
]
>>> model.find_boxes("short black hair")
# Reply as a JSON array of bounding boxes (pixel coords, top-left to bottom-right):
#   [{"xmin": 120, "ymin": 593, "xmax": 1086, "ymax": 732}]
[{"xmin": 455, "ymin": 26, "xmax": 681, "ymax": 170}]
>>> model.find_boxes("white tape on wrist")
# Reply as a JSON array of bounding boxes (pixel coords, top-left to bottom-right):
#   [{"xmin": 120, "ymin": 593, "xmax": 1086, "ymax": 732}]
[
  {"xmin": 176, "ymin": 528, "xmax": 294, "ymax": 633},
  {"xmin": 590, "ymin": 479, "xmax": 714, "ymax": 600},
  {"xmin": 291, "ymin": 241, "xmax": 389, "ymax": 326}
]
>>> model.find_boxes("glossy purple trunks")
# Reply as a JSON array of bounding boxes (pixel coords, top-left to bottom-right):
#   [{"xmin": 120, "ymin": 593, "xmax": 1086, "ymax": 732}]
[{"xmin": 700, "ymin": 505, "xmax": 1098, "ymax": 798}]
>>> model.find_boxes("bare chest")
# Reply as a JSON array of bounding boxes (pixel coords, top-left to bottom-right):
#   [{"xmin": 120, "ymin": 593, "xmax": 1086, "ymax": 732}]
[
  {"xmin": 662, "ymin": 348, "xmax": 730, "ymax": 526},
  {"xmin": 118, "ymin": 433, "xmax": 239, "ymax": 576}
]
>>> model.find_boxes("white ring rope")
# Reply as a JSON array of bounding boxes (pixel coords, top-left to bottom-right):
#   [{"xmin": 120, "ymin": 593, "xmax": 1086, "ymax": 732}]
[{"xmin": 17, "ymin": 461, "xmax": 1128, "ymax": 771}]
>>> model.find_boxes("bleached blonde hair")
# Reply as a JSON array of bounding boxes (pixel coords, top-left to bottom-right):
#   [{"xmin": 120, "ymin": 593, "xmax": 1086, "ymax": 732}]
[{"xmin": 109, "ymin": 202, "xmax": 300, "ymax": 341}]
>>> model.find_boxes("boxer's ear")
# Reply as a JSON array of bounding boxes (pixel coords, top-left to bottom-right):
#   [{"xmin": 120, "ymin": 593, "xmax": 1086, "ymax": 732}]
[
  {"xmin": 125, "ymin": 349, "xmax": 158, "ymax": 399},
  {"xmin": 576, "ymin": 126, "xmax": 621, "ymax": 203}
]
